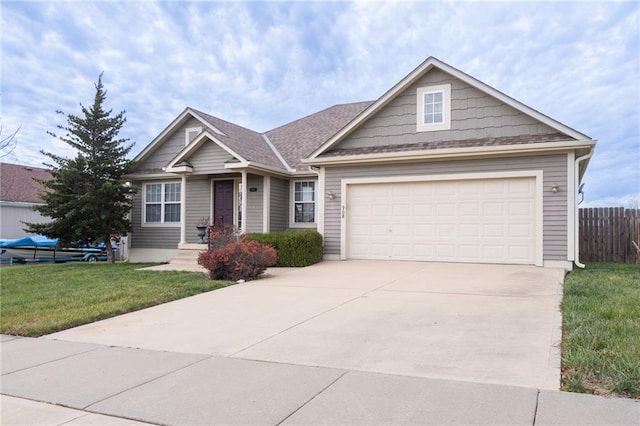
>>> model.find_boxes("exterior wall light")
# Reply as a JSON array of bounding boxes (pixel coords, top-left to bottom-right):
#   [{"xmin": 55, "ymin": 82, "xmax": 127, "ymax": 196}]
[
  {"xmin": 551, "ymin": 183, "xmax": 559, "ymax": 193},
  {"xmin": 327, "ymin": 190, "xmax": 336, "ymax": 200}
]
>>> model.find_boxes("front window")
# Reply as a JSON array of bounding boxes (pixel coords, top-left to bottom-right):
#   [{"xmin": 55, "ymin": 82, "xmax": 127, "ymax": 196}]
[
  {"xmin": 144, "ymin": 182, "xmax": 181, "ymax": 224},
  {"xmin": 294, "ymin": 181, "xmax": 315, "ymax": 223}
]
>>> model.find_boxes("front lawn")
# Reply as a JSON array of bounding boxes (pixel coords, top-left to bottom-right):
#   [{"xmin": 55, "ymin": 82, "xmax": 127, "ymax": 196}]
[
  {"xmin": 0, "ymin": 262, "xmax": 230, "ymax": 336},
  {"xmin": 562, "ymin": 262, "xmax": 640, "ymax": 399}
]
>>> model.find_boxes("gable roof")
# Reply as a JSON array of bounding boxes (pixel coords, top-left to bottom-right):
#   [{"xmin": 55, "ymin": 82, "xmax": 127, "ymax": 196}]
[
  {"xmin": 0, "ymin": 162, "xmax": 51, "ymax": 204},
  {"xmin": 134, "ymin": 56, "xmax": 594, "ymax": 177},
  {"xmin": 191, "ymin": 109, "xmax": 286, "ymax": 170},
  {"xmin": 306, "ymin": 56, "xmax": 592, "ymax": 160},
  {"xmin": 265, "ymin": 101, "xmax": 374, "ymax": 171}
]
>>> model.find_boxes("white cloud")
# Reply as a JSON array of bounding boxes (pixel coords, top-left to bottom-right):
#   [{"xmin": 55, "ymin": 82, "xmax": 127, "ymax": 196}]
[{"xmin": 1, "ymin": 0, "xmax": 638, "ymax": 206}]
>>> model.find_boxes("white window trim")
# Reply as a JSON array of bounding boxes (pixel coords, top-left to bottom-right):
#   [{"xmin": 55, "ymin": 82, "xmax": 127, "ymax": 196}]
[
  {"xmin": 142, "ymin": 181, "xmax": 182, "ymax": 227},
  {"xmin": 185, "ymin": 126, "xmax": 202, "ymax": 146},
  {"xmin": 416, "ymin": 84, "xmax": 451, "ymax": 132},
  {"xmin": 290, "ymin": 179, "xmax": 317, "ymax": 228}
]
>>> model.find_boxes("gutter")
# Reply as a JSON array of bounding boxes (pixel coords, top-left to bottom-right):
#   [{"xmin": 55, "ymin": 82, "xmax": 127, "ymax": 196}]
[{"xmin": 574, "ymin": 150, "xmax": 594, "ymax": 269}]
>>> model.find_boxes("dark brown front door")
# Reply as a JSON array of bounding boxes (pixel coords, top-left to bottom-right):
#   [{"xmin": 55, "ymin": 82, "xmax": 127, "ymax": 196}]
[{"xmin": 213, "ymin": 180, "xmax": 234, "ymax": 224}]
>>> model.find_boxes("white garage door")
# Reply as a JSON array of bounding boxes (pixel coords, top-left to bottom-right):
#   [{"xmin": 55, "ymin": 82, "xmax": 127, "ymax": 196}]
[{"xmin": 347, "ymin": 177, "xmax": 536, "ymax": 264}]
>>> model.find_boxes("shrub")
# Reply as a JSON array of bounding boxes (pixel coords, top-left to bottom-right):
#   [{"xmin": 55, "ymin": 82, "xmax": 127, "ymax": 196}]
[
  {"xmin": 207, "ymin": 222, "xmax": 238, "ymax": 251},
  {"xmin": 244, "ymin": 230, "xmax": 323, "ymax": 267},
  {"xmin": 198, "ymin": 240, "xmax": 277, "ymax": 281}
]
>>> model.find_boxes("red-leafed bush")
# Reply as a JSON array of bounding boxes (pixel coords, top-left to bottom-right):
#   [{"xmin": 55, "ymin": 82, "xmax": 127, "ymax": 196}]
[{"xmin": 197, "ymin": 240, "xmax": 277, "ymax": 281}]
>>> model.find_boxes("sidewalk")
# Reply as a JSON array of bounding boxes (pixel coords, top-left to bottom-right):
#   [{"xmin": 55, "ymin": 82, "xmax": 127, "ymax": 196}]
[{"xmin": 2, "ymin": 335, "xmax": 638, "ymax": 425}]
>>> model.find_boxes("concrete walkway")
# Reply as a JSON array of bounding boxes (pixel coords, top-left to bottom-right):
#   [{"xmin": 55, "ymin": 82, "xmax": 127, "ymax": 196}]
[{"xmin": 2, "ymin": 335, "xmax": 639, "ymax": 425}]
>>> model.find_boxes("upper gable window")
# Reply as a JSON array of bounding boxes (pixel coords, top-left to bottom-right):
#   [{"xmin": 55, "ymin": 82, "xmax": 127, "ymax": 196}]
[
  {"xmin": 416, "ymin": 84, "xmax": 451, "ymax": 132},
  {"xmin": 185, "ymin": 127, "xmax": 202, "ymax": 146}
]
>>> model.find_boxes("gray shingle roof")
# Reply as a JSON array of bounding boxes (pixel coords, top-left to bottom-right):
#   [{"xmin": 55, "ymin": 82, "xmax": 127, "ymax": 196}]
[
  {"xmin": 191, "ymin": 109, "xmax": 286, "ymax": 170},
  {"xmin": 0, "ymin": 162, "xmax": 51, "ymax": 203},
  {"xmin": 321, "ymin": 133, "xmax": 571, "ymax": 157},
  {"xmin": 266, "ymin": 101, "xmax": 374, "ymax": 171}
]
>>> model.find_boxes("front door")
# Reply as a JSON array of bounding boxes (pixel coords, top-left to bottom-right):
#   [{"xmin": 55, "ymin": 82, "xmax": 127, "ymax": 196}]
[{"xmin": 213, "ymin": 180, "xmax": 234, "ymax": 224}]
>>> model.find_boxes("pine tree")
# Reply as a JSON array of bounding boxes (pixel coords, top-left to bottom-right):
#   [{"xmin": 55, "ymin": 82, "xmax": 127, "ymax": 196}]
[{"xmin": 26, "ymin": 74, "xmax": 136, "ymax": 264}]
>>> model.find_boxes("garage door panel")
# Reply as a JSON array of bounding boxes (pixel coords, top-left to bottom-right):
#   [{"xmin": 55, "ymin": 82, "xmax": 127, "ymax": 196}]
[{"xmin": 347, "ymin": 177, "xmax": 536, "ymax": 265}]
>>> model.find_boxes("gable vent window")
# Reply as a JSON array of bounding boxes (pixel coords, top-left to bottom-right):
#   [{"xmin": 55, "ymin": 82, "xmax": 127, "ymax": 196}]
[
  {"xmin": 144, "ymin": 182, "xmax": 181, "ymax": 224},
  {"xmin": 416, "ymin": 84, "xmax": 451, "ymax": 132},
  {"xmin": 185, "ymin": 127, "xmax": 202, "ymax": 146}
]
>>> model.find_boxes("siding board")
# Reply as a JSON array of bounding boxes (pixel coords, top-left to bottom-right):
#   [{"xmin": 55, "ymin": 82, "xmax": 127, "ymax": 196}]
[
  {"xmin": 246, "ymin": 174, "xmax": 263, "ymax": 232},
  {"xmin": 270, "ymin": 177, "xmax": 289, "ymax": 232},
  {"xmin": 338, "ymin": 69, "xmax": 561, "ymax": 150},
  {"xmin": 136, "ymin": 118, "xmax": 203, "ymax": 172}
]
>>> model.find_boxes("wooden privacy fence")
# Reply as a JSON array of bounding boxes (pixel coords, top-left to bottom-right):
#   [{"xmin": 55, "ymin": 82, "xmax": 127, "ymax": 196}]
[{"xmin": 579, "ymin": 208, "xmax": 640, "ymax": 263}]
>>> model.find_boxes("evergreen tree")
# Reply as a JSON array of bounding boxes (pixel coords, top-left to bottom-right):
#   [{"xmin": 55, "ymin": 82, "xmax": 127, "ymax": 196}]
[{"xmin": 26, "ymin": 74, "xmax": 136, "ymax": 264}]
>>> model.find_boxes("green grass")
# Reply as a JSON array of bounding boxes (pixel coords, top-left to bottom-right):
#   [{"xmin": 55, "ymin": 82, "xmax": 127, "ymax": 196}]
[
  {"xmin": 0, "ymin": 262, "xmax": 230, "ymax": 337},
  {"xmin": 561, "ymin": 262, "xmax": 640, "ymax": 399}
]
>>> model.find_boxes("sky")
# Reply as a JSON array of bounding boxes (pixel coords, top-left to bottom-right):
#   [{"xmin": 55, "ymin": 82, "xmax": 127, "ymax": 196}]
[{"xmin": 1, "ymin": 0, "xmax": 638, "ymax": 207}]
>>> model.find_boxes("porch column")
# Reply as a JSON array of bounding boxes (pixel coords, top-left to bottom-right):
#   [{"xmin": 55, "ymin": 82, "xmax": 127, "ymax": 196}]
[
  {"xmin": 241, "ymin": 171, "xmax": 248, "ymax": 233},
  {"xmin": 180, "ymin": 175, "xmax": 187, "ymax": 244}
]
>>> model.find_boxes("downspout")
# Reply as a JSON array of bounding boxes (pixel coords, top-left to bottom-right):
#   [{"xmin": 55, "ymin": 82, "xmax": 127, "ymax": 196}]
[{"xmin": 574, "ymin": 151, "xmax": 594, "ymax": 269}]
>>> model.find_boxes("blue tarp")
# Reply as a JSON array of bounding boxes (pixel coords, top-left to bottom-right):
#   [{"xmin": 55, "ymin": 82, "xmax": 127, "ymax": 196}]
[{"xmin": 0, "ymin": 235, "xmax": 59, "ymax": 248}]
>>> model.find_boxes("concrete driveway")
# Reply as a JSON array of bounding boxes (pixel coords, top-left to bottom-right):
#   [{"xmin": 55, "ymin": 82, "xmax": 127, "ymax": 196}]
[{"xmin": 48, "ymin": 261, "xmax": 565, "ymax": 390}]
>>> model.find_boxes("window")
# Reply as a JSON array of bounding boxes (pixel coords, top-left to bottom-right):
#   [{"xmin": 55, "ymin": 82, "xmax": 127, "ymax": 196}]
[
  {"xmin": 416, "ymin": 84, "xmax": 451, "ymax": 132},
  {"xmin": 423, "ymin": 91, "xmax": 443, "ymax": 124},
  {"xmin": 293, "ymin": 181, "xmax": 316, "ymax": 224},
  {"xmin": 185, "ymin": 127, "xmax": 202, "ymax": 146},
  {"xmin": 144, "ymin": 182, "xmax": 181, "ymax": 224}
]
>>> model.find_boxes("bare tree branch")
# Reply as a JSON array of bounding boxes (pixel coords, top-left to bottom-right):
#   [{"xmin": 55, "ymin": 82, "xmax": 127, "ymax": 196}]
[{"xmin": 0, "ymin": 122, "xmax": 21, "ymax": 158}]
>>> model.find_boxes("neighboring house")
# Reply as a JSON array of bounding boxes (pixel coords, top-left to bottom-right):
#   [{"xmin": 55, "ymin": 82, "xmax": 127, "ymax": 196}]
[
  {"xmin": 0, "ymin": 162, "xmax": 51, "ymax": 239},
  {"xmin": 128, "ymin": 57, "xmax": 595, "ymax": 269}
]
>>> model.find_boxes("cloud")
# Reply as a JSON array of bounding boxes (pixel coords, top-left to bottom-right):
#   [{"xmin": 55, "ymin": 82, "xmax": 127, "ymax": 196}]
[{"xmin": 1, "ymin": 1, "xmax": 638, "ymax": 206}]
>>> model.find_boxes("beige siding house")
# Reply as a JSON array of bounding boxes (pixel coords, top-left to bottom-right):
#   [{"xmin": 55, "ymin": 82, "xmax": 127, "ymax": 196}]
[{"xmin": 128, "ymin": 57, "xmax": 595, "ymax": 269}]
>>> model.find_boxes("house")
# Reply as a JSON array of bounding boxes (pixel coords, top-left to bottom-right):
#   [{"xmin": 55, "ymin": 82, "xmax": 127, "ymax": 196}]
[
  {"xmin": 0, "ymin": 162, "xmax": 51, "ymax": 239},
  {"xmin": 127, "ymin": 57, "xmax": 595, "ymax": 270}
]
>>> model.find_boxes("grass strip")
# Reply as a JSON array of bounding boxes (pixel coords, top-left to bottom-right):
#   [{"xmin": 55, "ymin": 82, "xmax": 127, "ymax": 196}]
[
  {"xmin": 561, "ymin": 262, "xmax": 640, "ymax": 399},
  {"xmin": 0, "ymin": 262, "xmax": 230, "ymax": 337}
]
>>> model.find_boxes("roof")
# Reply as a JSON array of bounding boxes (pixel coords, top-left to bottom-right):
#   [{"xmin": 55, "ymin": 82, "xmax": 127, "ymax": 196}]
[
  {"xmin": 321, "ymin": 133, "xmax": 571, "ymax": 157},
  {"xmin": 307, "ymin": 56, "xmax": 592, "ymax": 160},
  {"xmin": 190, "ymin": 109, "xmax": 286, "ymax": 170},
  {"xmin": 134, "ymin": 56, "xmax": 594, "ymax": 176},
  {"xmin": 0, "ymin": 162, "xmax": 51, "ymax": 203},
  {"xmin": 265, "ymin": 101, "xmax": 374, "ymax": 170}
]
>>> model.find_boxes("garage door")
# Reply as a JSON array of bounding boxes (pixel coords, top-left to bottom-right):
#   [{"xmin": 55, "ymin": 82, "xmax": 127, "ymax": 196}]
[{"xmin": 347, "ymin": 177, "xmax": 536, "ymax": 264}]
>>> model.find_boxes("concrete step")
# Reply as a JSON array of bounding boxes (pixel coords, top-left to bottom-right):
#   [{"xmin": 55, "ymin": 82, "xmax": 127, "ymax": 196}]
[{"xmin": 169, "ymin": 246, "xmax": 209, "ymax": 265}]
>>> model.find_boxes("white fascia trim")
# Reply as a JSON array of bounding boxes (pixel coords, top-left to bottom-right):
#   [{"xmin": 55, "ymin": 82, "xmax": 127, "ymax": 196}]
[
  {"xmin": 262, "ymin": 134, "xmax": 295, "ymax": 172},
  {"xmin": 225, "ymin": 161, "xmax": 290, "ymax": 177},
  {"xmin": 304, "ymin": 140, "xmax": 596, "ymax": 166},
  {"xmin": 127, "ymin": 172, "xmax": 179, "ymax": 180},
  {"xmin": 340, "ymin": 170, "xmax": 544, "ymax": 267},
  {"xmin": 133, "ymin": 108, "xmax": 192, "ymax": 162},
  {"xmin": 166, "ymin": 130, "xmax": 245, "ymax": 171},
  {"xmin": 167, "ymin": 165, "xmax": 193, "ymax": 174},
  {"xmin": 0, "ymin": 201, "xmax": 44, "ymax": 207},
  {"xmin": 307, "ymin": 57, "xmax": 591, "ymax": 160}
]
